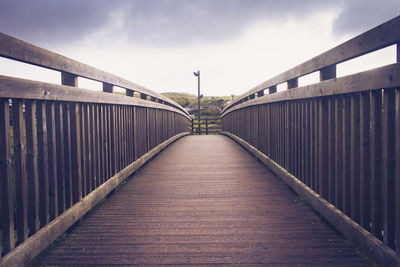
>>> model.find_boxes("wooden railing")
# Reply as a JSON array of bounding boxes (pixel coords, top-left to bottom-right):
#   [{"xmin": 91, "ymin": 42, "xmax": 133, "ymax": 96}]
[
  {"xmin": 190, "ymin": 117, "xmax": 221, "ymax": 135},
  {"xmin": 0, "ymin": 33, "xmax": 190, "ymax": 266},
  {"xmin": 221, "ymin": 16, "xmax": 400, "ymax": 267}
]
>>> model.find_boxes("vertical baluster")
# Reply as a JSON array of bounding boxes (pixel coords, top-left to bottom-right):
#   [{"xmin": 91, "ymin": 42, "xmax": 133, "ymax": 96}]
[
  {"xmin": 25, "ymin": 100, "xmax": 39, "ymax": 235},
  {"xmin": 383, "ymin": 88, "xmax": 396, "ymax": 248},
  {"xmin": 319, "ymin": 97, "xmax": 328, "ymax": 199},
  {"xmin": 13, "ymin": 99, "xmax": 28, "ymax": 244},
  {"xmin": 342, "ymin": 96, "xmax": 351, "ymax": 215},
  {"xmin": 55, "ymin": 103, "xmax": 65, "ymax": 214},
  {"xmin": 62, "ymin": 103, "xmax": 72, "ymax": 209},
  {"xmin": 37, "ymin": 101, "xmax": 49, "ymax": 227},
  {"xmin": 360, "ymin": 92, "xmax": 371, "ymax": 230},
  {"xmin": 80, "ymin": 104, "xmax": 87, "ymax": 196},
  {"xmin": 0, "ymin": 98, "xmax": 14, "ymax": 253},
  {"xmin": 350, "ymin": 94, "xmax": 361, "ymax": 222},
  {"xmin": 371, "ymin": 89, "xmax": 383, "ymax": 240},
  {"xmin": 335, "ymin": 96, "xmax": 343, "ymax": 211},
  {"xmin": 46, "ymin": 101, "xmax": 58, "ymax": 220}
]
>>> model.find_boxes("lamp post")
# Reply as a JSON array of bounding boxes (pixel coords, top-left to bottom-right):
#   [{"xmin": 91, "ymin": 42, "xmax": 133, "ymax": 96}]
[{"xmin": 193, "ymin": 70, "xmax": 200, "ymax": 135}]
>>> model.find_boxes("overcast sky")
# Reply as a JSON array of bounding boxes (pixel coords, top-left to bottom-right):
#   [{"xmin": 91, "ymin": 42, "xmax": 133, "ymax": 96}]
[{"xmin": 0, "ymin": 0, "xmax": 399, "ymax": 96}]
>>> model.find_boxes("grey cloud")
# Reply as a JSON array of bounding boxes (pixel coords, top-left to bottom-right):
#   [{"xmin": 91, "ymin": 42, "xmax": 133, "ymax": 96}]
[
  {"xmin": 0, "ymin": 0, "xmax": 398, "ymax": 47},
  {"xmin": 332, "ymin": 0, "xmax": 400, "ymax": 36},
  {"xmin": 0, "ymin": 0, "xmax": 333, "ymax": 46}
]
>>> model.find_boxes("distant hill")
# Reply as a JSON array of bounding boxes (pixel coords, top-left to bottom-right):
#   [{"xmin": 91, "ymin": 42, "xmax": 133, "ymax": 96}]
[{"xmin": 162, "ymin": 92, "xmax": 232, "ymax": 117}]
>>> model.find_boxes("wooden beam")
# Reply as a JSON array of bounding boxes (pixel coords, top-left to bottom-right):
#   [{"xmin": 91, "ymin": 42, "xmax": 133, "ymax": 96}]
[
  {"xmin": 0, "ymin": 75, "xmax": 189, "ymax": 118},
  {"xmin": 222, "ymin": 63, "xmax": 400, "ymax": 117}
]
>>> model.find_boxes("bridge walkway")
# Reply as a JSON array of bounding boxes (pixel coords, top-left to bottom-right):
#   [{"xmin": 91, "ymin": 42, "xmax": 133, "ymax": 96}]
[{"xmin": 34, "ymin": 135, "xmax": 368, "ymax": 266}]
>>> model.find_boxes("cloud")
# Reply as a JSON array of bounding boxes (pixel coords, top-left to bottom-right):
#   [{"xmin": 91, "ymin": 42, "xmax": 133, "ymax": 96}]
[
  {"xmin": 332, "ymin": 0, "xmax": 400, "ymax": 36},
  {"xmin": 0, "ymin": 0, "xmax": 337, "ymax": 46}
]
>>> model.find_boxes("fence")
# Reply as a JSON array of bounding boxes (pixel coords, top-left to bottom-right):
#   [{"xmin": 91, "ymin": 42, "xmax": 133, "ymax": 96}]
[
  {"xmin": 221, "ymin": 16, "xmax": 400, "ymax": 267},
  {"xmin": 191, "ymin": 117, "xmax": 221, "ymax": 135},
  {"xmin": 0, "ymin": 32, "xmax": 190, "ymax": 265}
]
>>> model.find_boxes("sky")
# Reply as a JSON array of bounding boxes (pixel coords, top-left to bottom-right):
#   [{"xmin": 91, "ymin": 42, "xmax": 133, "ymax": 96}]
[{"xmin": 0, "ymin": 0, "xmax": 399, "ymax": 96}]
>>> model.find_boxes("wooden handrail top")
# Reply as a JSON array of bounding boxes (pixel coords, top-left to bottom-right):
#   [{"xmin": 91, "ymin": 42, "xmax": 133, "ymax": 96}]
[
  {"xmin": 0, "ymin": 32, "xmax": 188, "ymax": 115},
  {"xmin": 222, "ymin": 15, "xmax": 400, "ymax": 115}
]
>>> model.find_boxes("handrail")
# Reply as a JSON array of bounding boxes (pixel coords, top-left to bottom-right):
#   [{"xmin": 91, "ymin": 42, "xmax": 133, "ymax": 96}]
[
  {"xmin": 0, "ymin": 32, "xmax": 188, "ymax": 116},
  {"xmin": 0, "ymin": 33, "xmax": 190, "ymax": 266},
  {"xmin": 220, "ymin": 15, "xmax": 400, "ymax": 267},
  {"xmin": 222, "ymin": 15, "xmax": 400, "ymax": 116}
]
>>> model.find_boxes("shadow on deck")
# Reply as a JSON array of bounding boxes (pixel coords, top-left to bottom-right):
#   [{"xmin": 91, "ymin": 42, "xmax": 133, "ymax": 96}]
[{"xmin": 34, "ymin": 135, "xmax": 368, "ymax": 266}]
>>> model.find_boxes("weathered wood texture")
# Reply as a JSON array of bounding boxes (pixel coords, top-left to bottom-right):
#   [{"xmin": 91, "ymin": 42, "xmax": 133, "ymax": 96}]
[
  {"xmin": 0, "ymin": 34, "xmax": 190, "ymax": 262},
  {"xmin": 221, "ymin": 15, "xmax": 400, "ymax": 267},
  {"xmin": 222, "ymin": 15, "xmax": 400, "ymax": 115},
  {"xmin": 34, "ymin": 136, "xmax": 367, "ymax": 266}
]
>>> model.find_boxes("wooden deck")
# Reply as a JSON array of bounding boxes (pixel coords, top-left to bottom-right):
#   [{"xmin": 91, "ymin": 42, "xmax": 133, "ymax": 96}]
[{"xmin": 34, "ymin": 135, "xmax": 368, "ymax": 266}]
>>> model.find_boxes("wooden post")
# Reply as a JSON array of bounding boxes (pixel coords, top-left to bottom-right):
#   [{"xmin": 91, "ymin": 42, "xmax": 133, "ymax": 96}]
[
  {"xmin": 191, "ymin": 118, "xmax": 194, "ymax": 134},
  {"xmin": 206, "ymin": 118, "xmax": 208, "ymax": 135},
  {"xmin": 257, "ymin": 90, "xmax": 264, "ymax": 97},
  {"xmin": 103, "ymin": 82, "xmax": 114, "ymax": 93},
  {"xmin": 287, "ymin": 78, "xmax": 298, "ymax": 89},
  {"xmin": 126, "ymin": 90, "xmax": 134, "ymax": 97},
  {"xmin": 140, "ymin": 93, "xmax": 147, "ymax": 100},
  {"xmin": 320, "ymin": 65, "xmax": 336, "ymax": 81},
  {"xmin": 269, "ymin": 85, "xmax": 277, "ymax": 94}
]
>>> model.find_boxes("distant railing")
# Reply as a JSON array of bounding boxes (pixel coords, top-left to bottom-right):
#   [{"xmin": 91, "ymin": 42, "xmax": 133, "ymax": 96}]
[
  {"xmin": 0, "ymin": 33, "xmax": 190, "ymax": 266},
  {"xmin": 221, "ymin": 16, "xmax": 400, "ymax": 267},
  {"xmin": 190, "ymin": 117, "xmax": 221, "ymax": 135}
]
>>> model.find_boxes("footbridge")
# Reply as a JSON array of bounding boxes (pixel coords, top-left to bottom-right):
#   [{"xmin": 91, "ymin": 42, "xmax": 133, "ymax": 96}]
[{"xmin": 1, "ymin": 16, "xmax": 400, "ymax": 266}]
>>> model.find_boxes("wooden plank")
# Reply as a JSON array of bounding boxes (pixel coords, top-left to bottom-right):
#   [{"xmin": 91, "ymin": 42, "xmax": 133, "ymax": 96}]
[
  {"xmin": 70, "ymin": 103, "xmax": 82, "ymax": 203},
  {"xmin": 80, "ymin": 104, "xmax": 87, "ymax": 197},
  {"xmin": 383, "ymin": 88, "xmax": 396, "ymax": 248},
  {"xmin": 350, "ymin": 94, "xmax": 361, "ymax": 223},
  {"xmin": 223, "ymin": 16, "xmax": 400, "ymax": 113},
  {"xmin": 46, "ymin": 101, "xmax": 58, "ymax": 220},
  {"xmin": 25, "ymin": 101, "xmax": 40, "ymax": 235},
  {"xmin": 0, "ymin": 98, "xmax": 14, "ymax": 253},
  {"xmin": 305, "ymin": 101, "xmax": 311, "ymax": 187},
  {"xmin": 360, "ymin": 92, "xmax": 371, "ymax": 231},
  {"xmin": 370, "ymin": 90, "xmax": 383, "ymax": 240},
  {"xmin": 55, "ymin": 103, "xmax": 65, "ymax": 214},
  {"xmin": 222, "ymin": 63, "xmax": 400, "ymax": 118},
  {"xmin": 310, "ymin": 100, "xmax": 316, "ymax": 190},
  {"xmin": 314, "ymin": 100, "xmax": 319, "ymax": 192},
  {"xmin": 335, "ymin": 96, "xmax": 343, "ymax": 211},
  {"xmin": 62, "ymin": 103, "xmax": 72, "ymax": 209},
  {"xmin": 318, "ymin": 97, "xmax": 328, "ymax": 199},
  {"xmin": 37, "ymin": 101, "xmax": 49, "ymax": 227},
  {"xmin": 285, "ymin": 102, "xmax": 292, "ymax": 172},
  {"xmin": 84, "ymin": 104, "xmax": 93, "ymax": 195},
  {"xmin": 13, "ymin": 99, "xmax": 29, "ymax": 244},
  {"xmin": 342, "ymin": 96, "xmax": 351, "ymax": 216},
  {"xmin": 103, "ymin": 105, "xmax": 109, "ymax": 180},
  {"xmin": 0, "ymin": 75, "xmax": 189, "ymax": 118},
  {"xmin": 327, "ymin": 97, "xmax": 336, "ymax": 204},
  {"xmin": 110, "ymin": 105, "xmax": 116, "ymax": 175},
  {"xmin": 93, "ymin": 105, "xmax": 100, "ymax": 188},
  {"xmin": 89, "ymin": 104, "xmax": 96, "ymax": 191}
]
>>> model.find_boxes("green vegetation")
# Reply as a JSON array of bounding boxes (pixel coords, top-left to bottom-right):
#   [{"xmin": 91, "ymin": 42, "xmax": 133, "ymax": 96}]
[{"xmin": 162, "ymin": 92, "xmax": 232, "ymax": 117}]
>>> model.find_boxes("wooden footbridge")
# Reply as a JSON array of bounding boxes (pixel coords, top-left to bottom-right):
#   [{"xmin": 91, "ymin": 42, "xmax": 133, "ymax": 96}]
[{"xmin": 1, "ymin": 16, "xmax": 400, "ymax": 266}]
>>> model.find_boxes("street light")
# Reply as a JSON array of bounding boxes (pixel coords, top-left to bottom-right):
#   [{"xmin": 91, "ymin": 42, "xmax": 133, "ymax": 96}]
[{"xmin": 193, "ymin": 70, "xmax": 200, "ymax": 135}]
